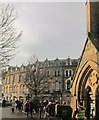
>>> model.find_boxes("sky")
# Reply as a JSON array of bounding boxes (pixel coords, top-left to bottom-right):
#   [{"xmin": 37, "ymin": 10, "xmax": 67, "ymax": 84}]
[{"xmin": 8, "ymin": 1, "xmax": 86, "ymax": 66}]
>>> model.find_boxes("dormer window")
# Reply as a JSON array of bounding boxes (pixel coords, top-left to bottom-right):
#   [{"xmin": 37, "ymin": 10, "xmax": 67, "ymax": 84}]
[
  {"xmin": 44, "ymin": 58, "xmax": 49, "ymax": 67},
  {"xmin": 54, "ymin": 58, "xmax": 60, "ymax": 66},
  {"xmin": 16, "ymin": 66, "xmax": 17, "ymax": 71},
  {"xmin": 21, "ymin": 65, "xmax": 24, "ymax": 71},
  {"xmin": 66, "ymin": 56, "xmax": 72, "ymax": 65}
]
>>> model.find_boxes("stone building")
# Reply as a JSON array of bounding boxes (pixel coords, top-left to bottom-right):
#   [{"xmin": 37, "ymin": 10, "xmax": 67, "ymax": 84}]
[
  {"xmin": 2, "ymin": 57, "xmax": 78, "ymax": 104},
  {"xmin": 34, "ymin": 57, "xmax": 78, "ymax": 103},
  {"xmin": 2, "ymin": 65, "xmax": 28, "ymax": 102},
  {"xmin": 71, "ymin": 0, "xmax": 99, "ymax": 118}
]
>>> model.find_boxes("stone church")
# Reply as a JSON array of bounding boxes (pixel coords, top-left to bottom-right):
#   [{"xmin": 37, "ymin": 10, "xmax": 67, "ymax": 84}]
[{"xmin": 71, "ymin": 0, "xmax": 99, "ymax": 119}]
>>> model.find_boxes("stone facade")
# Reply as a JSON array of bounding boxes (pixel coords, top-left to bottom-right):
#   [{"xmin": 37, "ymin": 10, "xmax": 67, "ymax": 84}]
[
  {"xmin": 2, "ymin": 65, "xmax": 28, "ymax": 102},
  {"xmin": 34, "ymin": 57, "xmax": 78, "ymax": 103},
  {"xmin": 71, "ymin": 0, "xmax": 99, "ymax": 118},
  {"xmin": 2, "ymin": 57, "xmax": 78, "ymax": 104},
  {"xmin": 86, "ymin": 0, "xmax": 99, "ymax": 36}
]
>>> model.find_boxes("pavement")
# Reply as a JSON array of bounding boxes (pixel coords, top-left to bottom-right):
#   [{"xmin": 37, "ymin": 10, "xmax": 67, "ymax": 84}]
[
  {"xmin": 1, "ymin": 107, "xmax": 27, "ymax": 119},
  {"xmin": 0, "ymin": 107, "xmax": 60, "ymax": 120},
  {"xmin": 1, "ymin": 107, "xmax": 95, "ymax": 120}
]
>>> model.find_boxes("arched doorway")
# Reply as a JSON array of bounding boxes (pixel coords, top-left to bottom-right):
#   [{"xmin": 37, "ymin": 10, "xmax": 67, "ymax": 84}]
[
  {"xmin": 71, "ymin": 60, "xmax": 98, "ymax": 118},
  {"xmin": 85, "ymin": 86, "xmax": 92, "ymax": 120},
  {"xmin": 95, "ymin": 86, "xmax": 99, "ymax": 119},
  {"xmin": 77, "ymin": 65, "xmax": 92, "ymax": 104}
]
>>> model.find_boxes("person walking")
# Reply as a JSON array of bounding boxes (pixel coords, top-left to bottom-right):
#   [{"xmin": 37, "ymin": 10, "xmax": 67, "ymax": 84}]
[
  {"xmin": 2, "ymin": 98, "xmax": 6, "ymax": 107},
  {"xmin": 11, "ymin": 100, "xmax": 15, "ymax": 113},
  {"xmin": 46, "ymin": 100, "xmax": 55, "ymax": 118},
  {"xmin": 29, "ymin": 100, "xmax": 34, "ymax": 117},
  {"xmin": 25, "ymin": 100, "xmax": 30, "ymax": 118},
  {"xmin": 15, "ymin": 99, "xmax": 18, "ymax": 110},
  {"xmin": 17, "ymin": 100, "xmax": 22, "ymax": 113}
]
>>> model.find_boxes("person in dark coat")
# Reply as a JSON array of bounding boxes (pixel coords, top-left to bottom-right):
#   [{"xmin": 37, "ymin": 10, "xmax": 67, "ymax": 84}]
[
  {"xmin": 46, "ymin": 100, "xmax": 55, "ymax": 117},
  {"xmin": 17, "ymin": 100, "xmax": 22, "ymax": 113},
  {"xmin": 15, "ymin": 99, "xmax": 18, "ymax": 110},
  {"xmin": 29, "ymin": 101, "xmax": 34, "ymax": 117},
  {"xmin": 2, "ymin": 98, "xmax": 6, "ymax": 107},
  {"xmin": 25, "ymin": 101, "xmax": 30, "ymax": 118}
]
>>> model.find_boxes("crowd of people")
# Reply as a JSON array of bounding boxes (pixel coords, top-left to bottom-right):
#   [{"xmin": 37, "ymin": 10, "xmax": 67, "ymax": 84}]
[
  {"xmin": 22, "ymin": 98, "xmax": 72, "ymax": 119},
  {"xmin": 11, "ymin": 99, "xmax": 23, "ymax": 113},
  {"xmin": 2, "ymin": 98, "xmax": 88, "ymax": 120}
]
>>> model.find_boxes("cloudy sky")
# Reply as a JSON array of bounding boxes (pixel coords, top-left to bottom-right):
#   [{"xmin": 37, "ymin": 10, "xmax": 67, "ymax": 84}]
[{"xmin": 9, "ymin": 1, "xmax": 86, "ymax": 66}]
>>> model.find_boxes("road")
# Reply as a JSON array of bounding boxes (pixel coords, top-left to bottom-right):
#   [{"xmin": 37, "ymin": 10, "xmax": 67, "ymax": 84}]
[
  {"xmin": 0, "ymin": 107, "xmax": 46, "ymax": 120},
  {"xmin": 1, "ymin": 107, "xmax": 26, "ymax": 119},
  {"xmin": 0, "ymin": 107, "xmax": 59, "ymax": 120}
]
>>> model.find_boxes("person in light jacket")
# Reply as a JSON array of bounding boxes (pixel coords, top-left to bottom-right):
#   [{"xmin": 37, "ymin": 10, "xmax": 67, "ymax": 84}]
[{"xmin": 11, "ymin": 100, "xmax": 15, "ymax": 113}]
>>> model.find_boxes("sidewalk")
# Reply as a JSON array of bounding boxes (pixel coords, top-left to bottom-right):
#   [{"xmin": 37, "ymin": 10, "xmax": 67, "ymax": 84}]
[
  {"xmin": 1, "ymin": 107, "xmax": 95, "ymax": 120},
  {"xmin": 1, "ymin": 107, "xmax": 61, "ymax": 120},
  {"xmin": 2, "ymin": 107, "xmax": 26, "ymax": 118}
]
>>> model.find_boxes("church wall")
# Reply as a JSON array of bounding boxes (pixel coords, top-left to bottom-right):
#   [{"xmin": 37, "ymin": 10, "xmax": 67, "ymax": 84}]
[{"xmin": 80, "ymin": 39, "xmax": 98, "ymax": 67}]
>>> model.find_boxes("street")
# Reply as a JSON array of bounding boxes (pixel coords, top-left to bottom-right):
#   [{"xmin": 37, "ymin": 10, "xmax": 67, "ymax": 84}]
[
  {"xmin": 0, "ymin": 107, "xmax": 61, "ymax": 120},
  {"xmin": 0, "ymin": 107, "xmax": 2, "ymax": 120},
  {"xmin": 1, "ymin": 107, "xmax": 26, "ymax": 119}
]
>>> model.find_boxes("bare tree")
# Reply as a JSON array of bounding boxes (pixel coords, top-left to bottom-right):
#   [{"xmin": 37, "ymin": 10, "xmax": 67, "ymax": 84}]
[
  {"xmin": 0, "ymin": 3, "xmax": 22, "ymax": 70},
  {"xmin": 27, "ymin": 55, "xmax": 38, "ymax": 64},
  {"xmin": 25, "ymin": 63, "xmax": 47, "ymax": 98}
]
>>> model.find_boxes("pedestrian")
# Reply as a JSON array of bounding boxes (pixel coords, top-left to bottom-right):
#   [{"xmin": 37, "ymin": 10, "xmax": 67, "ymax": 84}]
[
  {"xmin": 29, "ymin": 100, "xmax": 34, "ymax": 117},
  {"xmin": 15, "ymin": 99, "xmax": 18, "ymax": 110},
  {"xmin": 46, "ymin": 100, "xmax": 55, "ymax": 118},
  {"xmin": 11, "ymin": 100, "xmax": 15, "ymax": 113},
  {"xmin": 2, "ymin": 98, "xmax": 6, "ymax": 107},
  {"xmin": 17, "ymin": 100, "xmax": 22, "ymax": 113},
  {"xmin": 25, "ymin": 100, "xmax": 30, "ymax": 118},
  {"xmin": 55, "ymin": 101, "xmax": 60, "ymax": 117}
]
